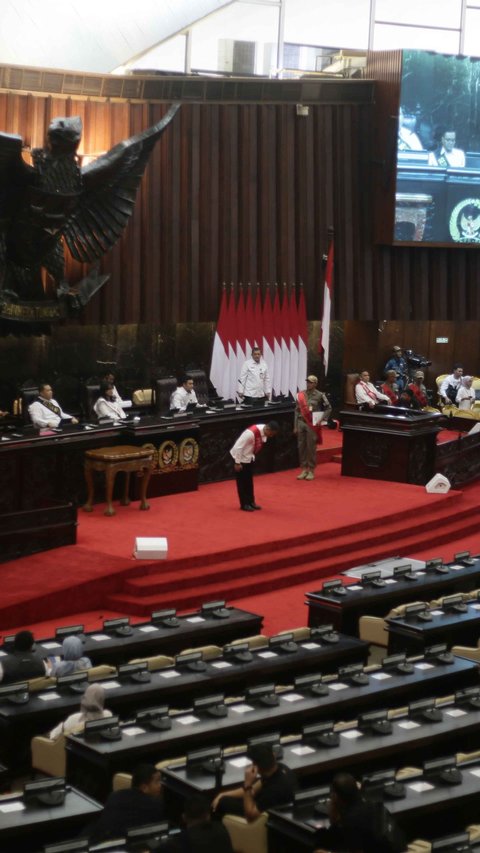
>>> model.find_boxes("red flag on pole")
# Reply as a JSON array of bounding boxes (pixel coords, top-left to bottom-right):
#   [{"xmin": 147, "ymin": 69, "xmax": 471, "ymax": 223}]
[
  {"xmin": 297, "ymin": 285, "xmax": 308, "ymax": 391},
  {"xmin": 272, "ymin": 286, "xmax": 282, "ymax": 397},
  {"xmin": 320, "ymin": 241, "xmax": 334, "ymax": 374},
  {"xmin": 210, "ymin": 286, "xmax": 229, "ymax": 399}
]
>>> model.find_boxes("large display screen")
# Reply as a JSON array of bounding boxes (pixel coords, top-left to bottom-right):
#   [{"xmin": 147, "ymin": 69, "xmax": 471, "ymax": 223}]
[{"xmin": 395, "ymin": 50, "xmax": 480, "ymax": 245}]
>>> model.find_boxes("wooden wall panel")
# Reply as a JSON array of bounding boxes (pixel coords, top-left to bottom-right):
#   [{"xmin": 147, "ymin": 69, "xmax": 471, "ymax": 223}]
[{"xmin": 0, "ymin": 85, "xmax": 480, "ymax": 330}]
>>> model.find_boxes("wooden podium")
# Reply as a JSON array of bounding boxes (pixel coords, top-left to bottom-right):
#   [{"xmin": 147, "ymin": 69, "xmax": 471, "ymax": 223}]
[{"xmin": 340, "ymin": 406, "xmax": 443, "ymax": 485}]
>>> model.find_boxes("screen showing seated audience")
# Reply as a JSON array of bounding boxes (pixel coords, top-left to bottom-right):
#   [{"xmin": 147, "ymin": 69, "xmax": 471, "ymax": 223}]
[{"xmin": 395, "ymin": 49, "xmax": 480, "ymax": 246}]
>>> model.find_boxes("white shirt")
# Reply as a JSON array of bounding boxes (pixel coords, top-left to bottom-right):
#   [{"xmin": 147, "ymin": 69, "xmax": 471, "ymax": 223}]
[
  {"xmin": 94, "ymin": 396, "xmax": 126, "ymax": 420},
  {"xmin": 170, "ymin": 386, "xmax": 198, "ymax": 412},
  {"xmin": 230, "ymin": 423, "xmax": 267, "ymax": 464},
  {"xmin": 28, "ymin": 397, "xmax": 73, "ymax": 428},
  {"xmin": 428, "ymin": 147, "xmax": 465, "ymax": 168},
  {"xmin": 49, "ymin": 709, "xmax": 112, "ymax": 740},
  {"xmin": 355, "ymin": 381, "xmax": 391, "ymax": 407},
  {"xmin": 456, "ymin": 386, "xmax": 475, "ymax": 410},
  {"xmin": 398, "ymin": 127, "xmax": 423, "ymax": 151},
  {"xmin": 238, "ymin": 358, "xmax": 271, "ymax": 399},
  {"xmin": 110, "ymin": 385, "xmax": 132, "ymax": 410},
  {"xmin": 439, "ymin": 374, "xmax": 462, "ymax": 401}
]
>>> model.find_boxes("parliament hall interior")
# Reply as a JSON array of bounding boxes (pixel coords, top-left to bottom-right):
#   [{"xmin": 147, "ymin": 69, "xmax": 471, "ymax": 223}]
[{"xmin": 2, "ymin": 2, "xmax": 480, "ymax": 852}]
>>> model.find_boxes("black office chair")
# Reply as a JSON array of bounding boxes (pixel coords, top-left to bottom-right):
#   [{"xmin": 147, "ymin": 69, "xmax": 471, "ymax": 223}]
[
  {"xmin": 187, "ymin": 369, "xmax": 209, "ymax": 405},
  {"xmin": 155, "ymin": 377, "xmax": 178, "ymax": 415},
  {"xmin": 83, "ymin": 382, "xmax": 101, "ymax": 421},
  {"xmin": 21, "ymin": 386, "xmax": 40, "ymax": 424}
]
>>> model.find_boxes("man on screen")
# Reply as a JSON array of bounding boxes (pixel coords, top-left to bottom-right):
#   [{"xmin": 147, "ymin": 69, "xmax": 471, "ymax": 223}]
[{"xmin": 428, "ymin": 129, "xmax": 465, "ymax": 168}]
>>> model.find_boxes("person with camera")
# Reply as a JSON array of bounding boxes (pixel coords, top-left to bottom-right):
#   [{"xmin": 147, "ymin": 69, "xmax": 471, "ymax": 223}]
[{"xmin": 384, "ymin": 346, "xmax": 408, "ymax": 392}]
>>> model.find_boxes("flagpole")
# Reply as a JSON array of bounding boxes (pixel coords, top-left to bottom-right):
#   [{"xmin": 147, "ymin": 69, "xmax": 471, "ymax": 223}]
[{"xmin": 320, "ymin": 227, "xmax": 334, "ymax": 376}]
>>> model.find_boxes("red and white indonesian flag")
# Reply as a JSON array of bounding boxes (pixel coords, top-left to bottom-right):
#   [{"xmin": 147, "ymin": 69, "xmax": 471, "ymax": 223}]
[
  {"xmin": 209, "ymin": 287, "xmax": 230, "ymax": 399},
  {"xmin": 320, "ymin": 241, "xmax": 334, "ymax": 374},
  {"xmin": 288, "ymin": 288, "xmax": 299, "ymax": 398},
  {"xmin": 297, "ymin": 286, "xmax": 308, "ymax": 391},
  {"xmin": 272, "ymin": 287, "xmax": 282, "ymax": 397},
  {"xmin": 280, "ymin": 286, "xmax": 291, "ymax": 397},
  {"xmin": 262, "ymin": 287, "xmax": 275, "ymax": 390}
]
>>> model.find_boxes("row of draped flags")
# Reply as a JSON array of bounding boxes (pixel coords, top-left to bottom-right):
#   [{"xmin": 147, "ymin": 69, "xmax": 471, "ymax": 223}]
[{"xmin": 209, "ymin": 243, "xmax": 334, "ymax": 401}]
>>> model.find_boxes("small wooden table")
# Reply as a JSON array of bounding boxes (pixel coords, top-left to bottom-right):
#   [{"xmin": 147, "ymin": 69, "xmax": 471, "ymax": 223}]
[{"xmin": 83, "ymin": 445, "xmax": 154, "ymax": 516}]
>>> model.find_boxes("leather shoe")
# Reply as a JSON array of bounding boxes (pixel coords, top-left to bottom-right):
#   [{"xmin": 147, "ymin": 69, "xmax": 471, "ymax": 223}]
[
  {"xmin": 250, "ymin": 503, "xmax": 262, "ymax": 510},
  {"xmin": 241, "ymin": 505, "xmax": 255, "ymax": 512}
]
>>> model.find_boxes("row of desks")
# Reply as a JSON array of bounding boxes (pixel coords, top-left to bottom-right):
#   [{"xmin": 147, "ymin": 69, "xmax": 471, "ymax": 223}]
[
  {"xmin": 1, "ymin": 606, "xmax": 264, "ymax": 666},
  {"xmin": 306, "ymin": 557, "xmax": 480, "ymax": 634},
  {"xmin": 65, "ymin": 656, "xmax": 478, "ymax": 799}
]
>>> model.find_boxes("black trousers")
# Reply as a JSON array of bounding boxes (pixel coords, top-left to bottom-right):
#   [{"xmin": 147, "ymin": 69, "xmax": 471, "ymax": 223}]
[
  {"xmin": 215, "ymin": 795, "xmax": 246, "ymax": 818},
  {"xmin": 235, "ymin": 461, "xmax": 255, "ymax": 508}
]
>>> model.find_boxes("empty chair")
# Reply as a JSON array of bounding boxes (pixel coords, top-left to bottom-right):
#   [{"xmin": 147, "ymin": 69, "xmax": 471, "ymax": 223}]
[{"xmin": 155, "ymin": 377, "xmax": 178, "ymax": 415}]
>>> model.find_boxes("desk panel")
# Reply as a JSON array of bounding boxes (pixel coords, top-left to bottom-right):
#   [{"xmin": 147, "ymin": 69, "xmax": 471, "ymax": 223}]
[
  {"xmin": 386, "ymin": 602, "xmax": 480, "ymax": 654},
  {"xmin": 64, "ymin": 656, "xmax": 478, "ymax": 799},
  {"xmin": 306, "ymin": 560, "xmax": 480, "ymax": 634}
]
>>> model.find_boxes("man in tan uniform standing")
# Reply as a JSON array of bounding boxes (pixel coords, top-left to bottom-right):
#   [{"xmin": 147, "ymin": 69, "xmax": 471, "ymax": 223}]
[{"xmin": 294, "ymin": 375, "xmax": 331, "ymax": 480}]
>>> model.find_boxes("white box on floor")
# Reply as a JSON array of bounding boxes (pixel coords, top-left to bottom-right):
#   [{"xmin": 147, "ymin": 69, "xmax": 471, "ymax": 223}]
[{"xmin": 134, "ymin": 537, "xmax": 168, "ymax": 560}]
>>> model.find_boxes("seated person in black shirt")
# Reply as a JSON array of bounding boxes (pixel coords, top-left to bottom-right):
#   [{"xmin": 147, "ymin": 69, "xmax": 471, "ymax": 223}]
[
  {"xmin": 313, "ymin": 772, "xmax": 403, "ymax": 853},
  {"xmin": 159, "ymin": 794, "xmax": 233, "ymax": 853},
  {"xmin": 0, "ymin": 630, "xmax": 47, "ymax": 683},
  {"xmin": 88, "ymin": 763, "xmax": 164, "ymax": 845},
  {"xmin": 213, "ymin": 742, "xmax": 296, "ymax": 822}
]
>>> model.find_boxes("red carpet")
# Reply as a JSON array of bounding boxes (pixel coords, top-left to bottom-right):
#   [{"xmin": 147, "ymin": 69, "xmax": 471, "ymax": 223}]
[{"xmin": 1, "ymin": 447, "xmax": 479, "ymax": 633}]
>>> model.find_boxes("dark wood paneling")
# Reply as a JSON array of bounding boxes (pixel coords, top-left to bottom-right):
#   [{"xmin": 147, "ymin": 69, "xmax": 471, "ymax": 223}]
[{"xmin": 0, "ymin": 78, "xmax": 480, "ymax": 331}]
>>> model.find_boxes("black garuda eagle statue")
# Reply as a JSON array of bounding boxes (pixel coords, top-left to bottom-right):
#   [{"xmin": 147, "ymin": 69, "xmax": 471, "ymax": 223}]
[{"xmin": 0, "ymin": 103, "xmax": 179, "ymax": 322}]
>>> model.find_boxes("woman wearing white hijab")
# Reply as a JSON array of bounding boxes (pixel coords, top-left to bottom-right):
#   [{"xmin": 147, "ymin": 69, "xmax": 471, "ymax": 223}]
[
  {"xmin": 49, "ymin": 684, "xmax": 111, "ymax": 739},
  {"xmin": 456, "ymin": 376, "xmax": 475, "ymax": 410}
]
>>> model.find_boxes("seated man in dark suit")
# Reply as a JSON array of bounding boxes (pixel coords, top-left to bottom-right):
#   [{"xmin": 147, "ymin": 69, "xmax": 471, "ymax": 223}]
[
  {"xmin": 88, "ymin": 763, "xmax": 164, "ymax": 844},
  {"xmin": 159, "ymin": 794, "xmax": 233, "ymax": 852},
  {"xmin": 213, "ymin": 742, "xmax": 296, "ymax": 822},
  {"xmin": 0, "ymin": 630, "xmax": 47, "ymax": 683}
]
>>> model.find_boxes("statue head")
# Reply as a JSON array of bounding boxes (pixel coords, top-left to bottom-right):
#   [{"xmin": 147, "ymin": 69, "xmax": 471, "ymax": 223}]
[{"xmin": 47, "ymin": 117, "xmax": 82, "ymax": 155}]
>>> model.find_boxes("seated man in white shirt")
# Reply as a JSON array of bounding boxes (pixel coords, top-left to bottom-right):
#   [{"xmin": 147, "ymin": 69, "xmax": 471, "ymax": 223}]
[
  {"xmin": 170, "ymin": 376, "xmax": 198, "ymax": 412},
  {"xmin": 439, "ymin": 364, "xmax": 464, "ymax": 405},
  {"xmin": 28, "ymin": 383, "xmax": 79, "ymax": 429},
  {"xmin": 355, "ymin": 370, "xmax": 392, "ymax": 409}
]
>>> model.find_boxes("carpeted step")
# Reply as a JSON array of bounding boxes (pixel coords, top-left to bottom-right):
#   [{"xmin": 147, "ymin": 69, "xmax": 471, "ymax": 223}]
[
  {"xmin": 119, "ymin": 490, "xmax": 463, "ymax": 582},
  {"xmin": 116, "ymin": 497, "xmax": 473, "ymax": 597},
  {"xmin": 107, "ymin": 510, "xmax": 478, "ymax": 615}
]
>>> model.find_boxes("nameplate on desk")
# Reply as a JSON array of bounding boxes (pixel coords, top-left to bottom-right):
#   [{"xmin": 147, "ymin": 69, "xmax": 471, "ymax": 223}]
[
  {"xmin": 123, "ymin": 726, "xmax": 146, "ymax": 736},
  {"xmin": 341, "ymin": 729, "xmax": 362, "ymax": 739},
  {"xmin": 211, "ymin": 661, "xmax": 232, "ymax": 669},
  {"xmin": 228, "ymin": 756, "xmax": 251, "ymax": 768},
  {"xmin": 101, "ymin": 680, "xmax": 120, "ymax": 690},
  {"xmin": 301, "ymin": 642, "xmax": 321, "ymax": 650},
  {"xmin": 398, "ymin": 720, "xmax": 420, "ymax": 729},
  {"xmin": 43, "ymin": 642, "xmax": 61, "ymax": 650},
  {"xmin": 291, "ymin": 745, "xmax": 316, "ymax": 756},
  {"xmin": 329, "ymin": 682, "xmax": 348, "ymax": 691},
  {"xmin": 0, "ymin": 801, "xmax": 25, "ymax": 813},
  {"xmin": 408, "ymin": 781, "xmax": 434, "ymax": 792},
  {"xmin": 281, "ymin": 693, "xmax": 303, "ymax": 703},
  {"xmin": 38, "ymin": 692, "xmax": 60, "ymax": 701},
  {"xmin": 177, "ymin": 714, "xmax": 200, "ymax": 725},
  {"xmin": 138, "ymin": 625, "xmax": 159, "ymax": 633},
  {"xmin": 90, "ymin": 634, "xmax": 110, "ymax": 642},
  {"xmin": 231, "ymin": 703, "xmax": 254, "ymax": 714},
  {"xmin": 159, "ymin": 670, "xmax": 180, "ymax": 679},
  {"xmin": 186, "ymin": 616, "xmax": 205, "ymax": 624}
]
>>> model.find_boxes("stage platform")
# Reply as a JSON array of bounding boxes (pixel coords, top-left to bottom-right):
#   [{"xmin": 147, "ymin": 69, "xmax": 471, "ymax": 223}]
[{"xmin": 1, "ymin": 453, "xmax": 478, "ymax": 633}]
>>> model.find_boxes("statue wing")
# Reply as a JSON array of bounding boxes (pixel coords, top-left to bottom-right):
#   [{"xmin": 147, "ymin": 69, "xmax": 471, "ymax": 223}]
[
  {"xmin": 63, "ymin": 104, "xmax": 180, "ymax": 263},
  {"xmin": 0, "ymin": 132, "xmax": 35, "ymax": 227}
]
